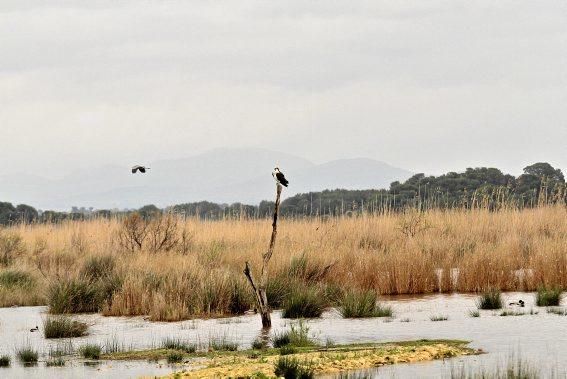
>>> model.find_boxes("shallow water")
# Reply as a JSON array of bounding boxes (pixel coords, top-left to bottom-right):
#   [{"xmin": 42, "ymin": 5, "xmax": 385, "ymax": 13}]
[{"xmin": 0, "ymin": 292, "xmax": 565, "ymax": 378}]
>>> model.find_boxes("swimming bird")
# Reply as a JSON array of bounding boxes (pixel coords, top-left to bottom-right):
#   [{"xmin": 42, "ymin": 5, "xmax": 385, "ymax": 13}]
[
  {"xmin": 30, "ymin": 325, "xmax": 39, "ymax": 332},
  {"xmin": 509, "ymin": 300, "xmax": 525, "ymax": 307},
  {"xmin": 272, "ymin": 167, "xmax": 289, "ymax": 187},
  {"xmin": 132, "ymin": 165, "xmax": 150, "ymax": 174}
]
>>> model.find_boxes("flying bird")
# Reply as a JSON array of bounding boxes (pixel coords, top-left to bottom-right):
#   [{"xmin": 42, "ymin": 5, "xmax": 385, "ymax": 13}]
[
  {"xmin": 272, "ymin": 167, "xmax": 289, "ymax": 187},
  {"xmin": 132, "ymin": 165, "xmax": 150, "ymax": 174}
]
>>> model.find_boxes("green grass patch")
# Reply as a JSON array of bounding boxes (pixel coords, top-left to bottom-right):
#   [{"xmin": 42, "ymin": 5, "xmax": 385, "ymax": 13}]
[
  {"xmin": 339, "ymin": 289, "xmax": 393, "ymax": 318},
  {"xmin": 536, "ymin": 287, "xmax": 562, "ymax": 307},
  {"xmin": 468, "ymin": 310, "xmax": 480, "ymax": 318},
  {"xmin": 43, "ymin": 316, "xmax": 88, "ymax": 338},
  {"xmin": 477, "ymin": 288, "xmax": 502, "ymax": 310}
]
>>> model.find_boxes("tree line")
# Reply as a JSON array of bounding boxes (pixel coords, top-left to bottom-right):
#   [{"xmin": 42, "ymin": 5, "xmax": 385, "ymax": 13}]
[{"xmin": 0, "ymin": 162, "xmax": 564, "ymax": 225}]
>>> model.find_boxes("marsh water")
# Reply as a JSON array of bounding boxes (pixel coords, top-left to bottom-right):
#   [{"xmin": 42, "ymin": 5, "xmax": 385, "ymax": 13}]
[{"xmin": 0, "ymin": 292, "xmax": 566, "ymax": 378}]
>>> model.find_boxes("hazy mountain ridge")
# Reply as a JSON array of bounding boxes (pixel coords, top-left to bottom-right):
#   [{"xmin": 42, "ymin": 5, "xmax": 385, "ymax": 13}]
[{"xmin": 0, "ymin": 148, "xmax": 412, "ymax": 210}]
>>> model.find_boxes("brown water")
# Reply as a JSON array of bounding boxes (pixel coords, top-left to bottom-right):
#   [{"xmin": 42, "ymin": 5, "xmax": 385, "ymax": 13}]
[{"xmin": 0, "ymin": 292, "xmax": 565, "ymax": 378}]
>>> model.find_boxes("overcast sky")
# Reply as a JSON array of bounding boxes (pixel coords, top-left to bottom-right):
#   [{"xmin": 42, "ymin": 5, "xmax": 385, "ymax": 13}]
[{"xmin": 1, "ymin": 0, "xmax": 566, "ymax": 179}]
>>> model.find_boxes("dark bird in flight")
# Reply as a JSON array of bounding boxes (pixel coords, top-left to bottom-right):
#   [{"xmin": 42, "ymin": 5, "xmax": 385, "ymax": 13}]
[
  {"xmin": 132, "ymin": 165, "xmax": 150, "ymax": 174},
  {"xmin": 272, "ymin": 167, "xmax": 289, "ymax": 187}
]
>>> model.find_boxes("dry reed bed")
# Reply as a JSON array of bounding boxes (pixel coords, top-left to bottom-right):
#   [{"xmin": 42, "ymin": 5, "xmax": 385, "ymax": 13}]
[{"xmin": 0, "ymin": 206, "xmax": 565, "ymax": 321}]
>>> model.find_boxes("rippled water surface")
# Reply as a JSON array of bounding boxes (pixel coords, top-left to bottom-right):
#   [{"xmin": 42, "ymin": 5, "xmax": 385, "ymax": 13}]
[{"xmin": 0, "ymin": 292, "xmax": 566, "ymax": 378}]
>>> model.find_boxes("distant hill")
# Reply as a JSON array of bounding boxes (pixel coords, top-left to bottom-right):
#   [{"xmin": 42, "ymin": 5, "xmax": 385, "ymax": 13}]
[{"xmin": 0, "ymin": 148, "xmax": 412, "ymax": 210}]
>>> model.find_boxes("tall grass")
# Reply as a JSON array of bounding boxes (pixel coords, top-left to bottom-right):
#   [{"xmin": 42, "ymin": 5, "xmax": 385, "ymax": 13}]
[
  {"xmin": 48, "ymin": 278, "xmax": 105, "ymax": 313},
  {"xmin": 0, "ymin": 206, "xmax": 565, "ymax": 321}
]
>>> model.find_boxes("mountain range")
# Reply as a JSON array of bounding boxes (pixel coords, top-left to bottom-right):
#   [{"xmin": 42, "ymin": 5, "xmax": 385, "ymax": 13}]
[{"xmin": 0, "ymin": 148, "xmax": 412, "ymax": 210}]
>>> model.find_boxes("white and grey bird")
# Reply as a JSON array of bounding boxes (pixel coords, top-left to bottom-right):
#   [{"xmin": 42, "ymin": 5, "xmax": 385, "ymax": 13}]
[
  {"xmin": 272, "ymin": 167, "xmax": 289, "ymax": 187},
  {"xmin": 132, "ymin": 165, "xmax": 150, "ymax": 174}
]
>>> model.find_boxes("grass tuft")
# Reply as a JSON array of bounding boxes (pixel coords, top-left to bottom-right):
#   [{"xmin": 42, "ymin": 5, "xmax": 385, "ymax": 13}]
[
  {"xmin": 167, "ymin": 351, "xmax": 184, "ymax": 363},
  {"xmin": 274, "ymin": 356, "xmax": 314, "ymax": 379},
  {"xmin": 251, "ymin": 338, "xmax": 268, "ymax": 350},
  {"xmin": 547, "ymin": 307, "xmax": 567, "ymax": 316},
  {"xmin": 208, "ymin": 335, "xmax": 238, "ymax": 351},
  {"xmin": 282, "ymin": 287, "xmax": 327, "ymax": 319},
  {"xmin": 0, "ymin": 355, "xmax": 10, "ymax": 367},
  {"xmin": 272, "ymin": 320, "xmax": 316, "ymax": 348},
  {"xmin": 339, "ymin": 289, "xmax": 393, "ymax": 318},
  {"xmin": 161, "ymin": 337, "xmax": 196, "ymax": 353},
  {"xmin": 46, "ymin": 357, "xmax": 65, "ymax": 367},
  {"xmin": 279, "ymin": 345, "xmax": 298, "ymax": 355},
  {"xmin": 79, "ymin": 344, "xmax": 101, "ymax": 359},
  {"xmin": 0, "ymin": 269, "xmax": 35, "ymax": 289},
  {"xmin": 16, "ymin": 346, "xmax": 38, "ymax": 364},
  {"xmin": 468, "ymin": 310, "xmax": 480, "ymax": 318},
  {"xmin": 536, "ymin": 287, "xmax": 562, "ymax": 307},
  {"xmin": 43, "ymin": 316, "xmax": 88, "ymax": 338},
  {"xmin": 500, "ymin": 310, "xmax": 525, "ymax": 317},
  {"xmin": 477, "ymin": 288, "xmax": 502, "ymax": 310},
  {"xmin": 430, "ymin": 315, "xmax": 448, "ymax": 321}
]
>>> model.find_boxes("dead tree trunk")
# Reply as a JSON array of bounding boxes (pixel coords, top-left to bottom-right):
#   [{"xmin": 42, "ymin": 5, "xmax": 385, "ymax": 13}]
[{"xmin": 244, "ymin": 184, "xmax": 282, "ymax": 328}]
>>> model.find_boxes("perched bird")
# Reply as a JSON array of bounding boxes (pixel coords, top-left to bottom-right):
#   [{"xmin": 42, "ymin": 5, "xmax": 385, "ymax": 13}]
[
  {"xmin": 30, "ymin": 325, "xmax": 39, "ymax": 332},
  {"xmin": 509, "ymin": 300, "xmax": 525, "ymax": 307},
  {"xmin": 132, "ymin": 165, "xmax": 150, "ymax": 174},
  {"xmin": 272, "ymin": 167, "xmax": 289, "ymax": 187}
]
